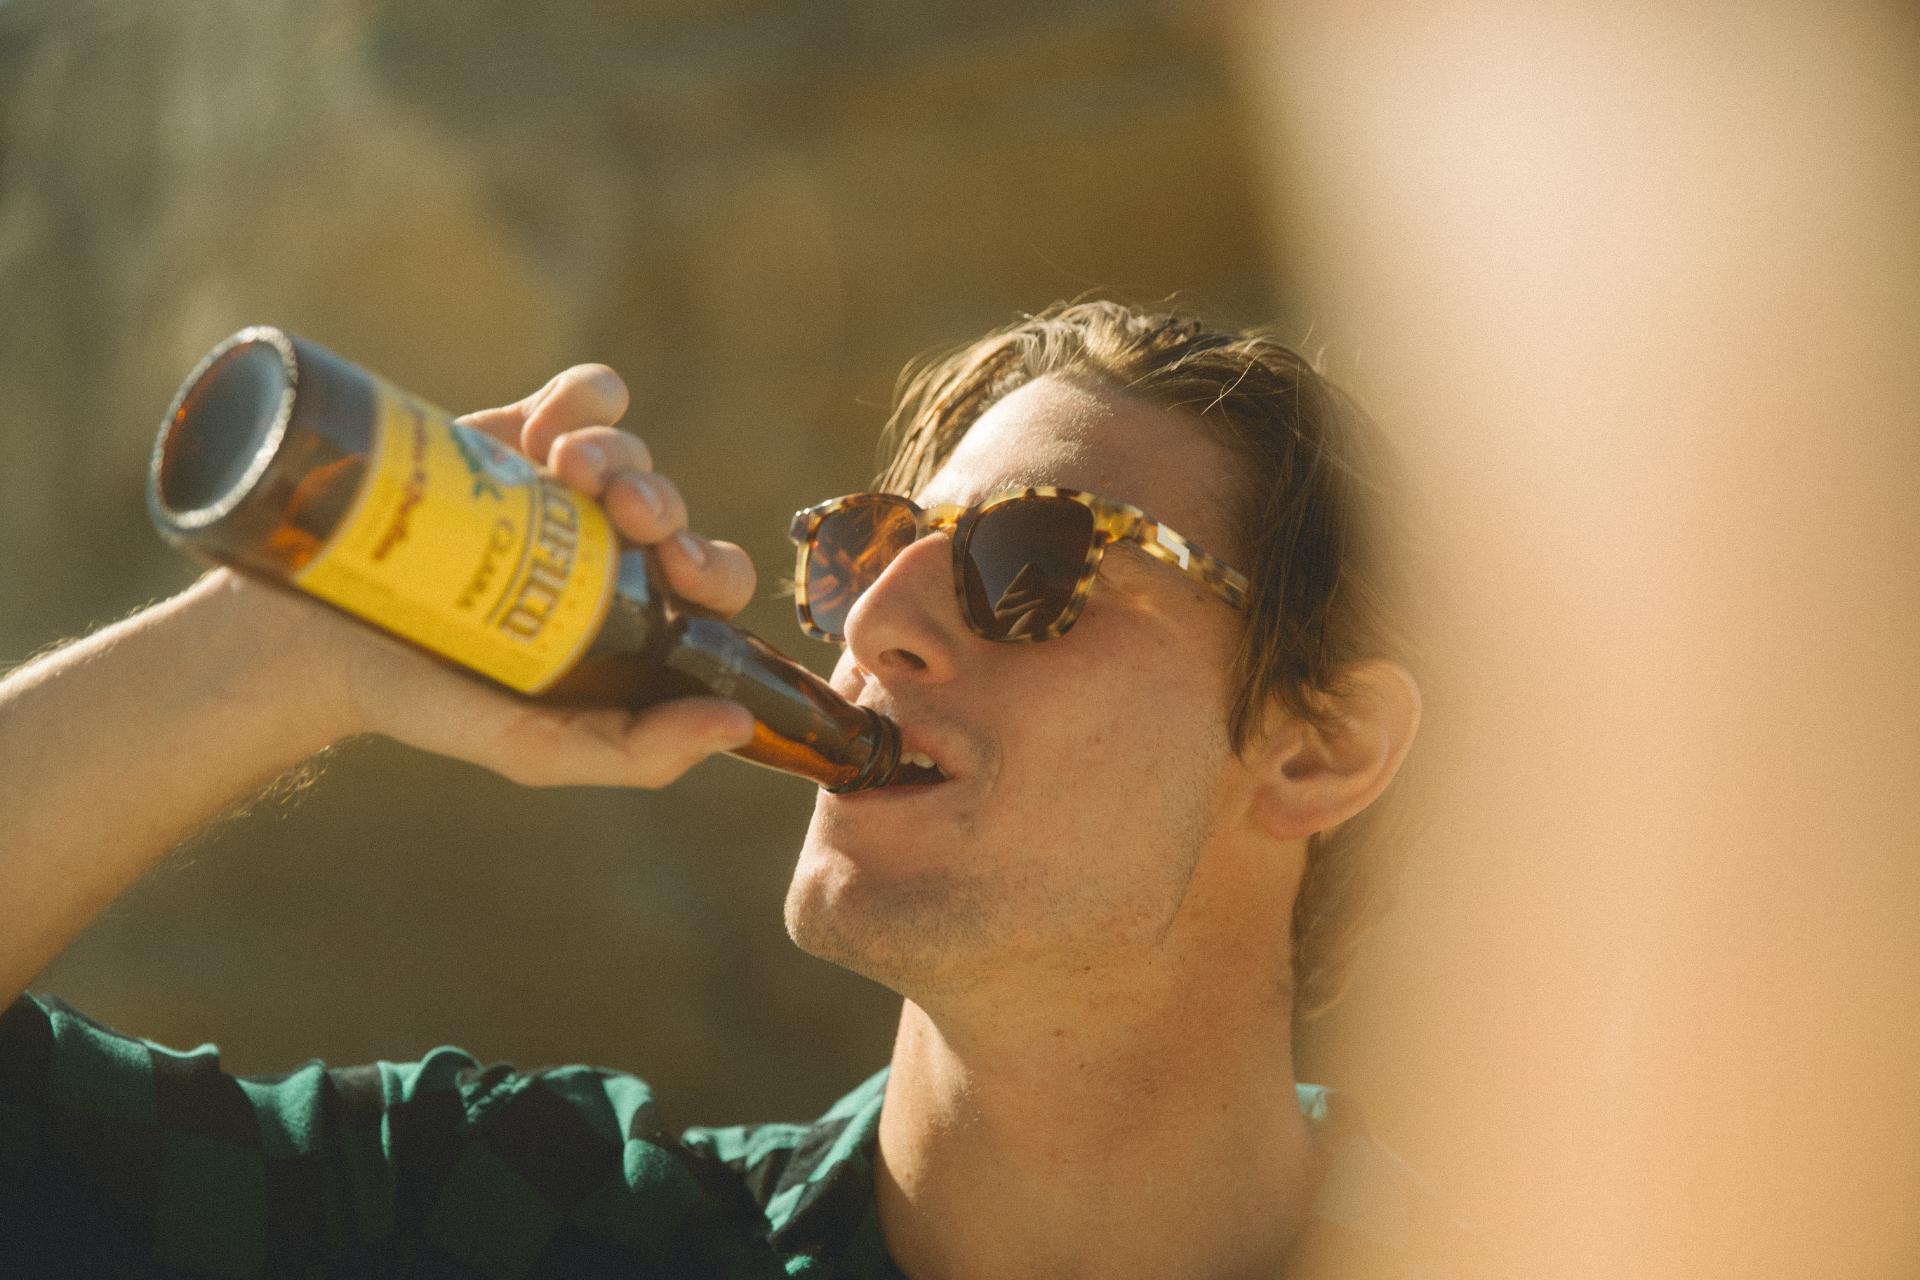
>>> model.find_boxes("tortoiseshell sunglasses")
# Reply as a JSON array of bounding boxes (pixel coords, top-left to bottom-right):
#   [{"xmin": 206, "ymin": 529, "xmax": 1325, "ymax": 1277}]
[{"xmin": 787, "ymin": 487, "xmax": 1250, "ymax": 644}]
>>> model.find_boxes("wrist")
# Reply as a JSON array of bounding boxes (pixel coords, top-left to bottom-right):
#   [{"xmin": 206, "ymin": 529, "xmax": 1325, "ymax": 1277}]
[{"xmin": 174, "ymin": 568, "xmax": 368, "ymax": 751}]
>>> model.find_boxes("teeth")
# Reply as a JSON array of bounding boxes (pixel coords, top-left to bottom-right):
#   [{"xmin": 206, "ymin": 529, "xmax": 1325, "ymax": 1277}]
[{"xmin": 901, "ymin": 750, "xmax": 938, "ymax": 769}]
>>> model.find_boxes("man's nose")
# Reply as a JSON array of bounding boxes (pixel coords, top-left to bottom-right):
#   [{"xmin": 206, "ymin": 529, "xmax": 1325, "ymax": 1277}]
[{"xmin": 840, "ymin": 532, "xmax": 963, "ymax": 681}]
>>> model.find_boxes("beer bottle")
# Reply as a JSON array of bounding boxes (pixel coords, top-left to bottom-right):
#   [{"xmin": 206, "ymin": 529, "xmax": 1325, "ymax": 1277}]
[{"xmin": 148, "ymin": 327, "xmax": 904, "ymax": 793}]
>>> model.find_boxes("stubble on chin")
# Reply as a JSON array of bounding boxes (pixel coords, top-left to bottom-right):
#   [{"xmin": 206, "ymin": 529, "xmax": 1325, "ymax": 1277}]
[{"xmin": 783, "ymin": 829, "xmax": 999, "ymax": 1001}]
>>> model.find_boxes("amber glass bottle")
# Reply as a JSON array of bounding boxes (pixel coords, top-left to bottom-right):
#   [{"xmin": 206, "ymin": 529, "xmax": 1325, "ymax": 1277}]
[{"xmin": 148, "ymin": 327, "xmax": 902, "ymax": 793}]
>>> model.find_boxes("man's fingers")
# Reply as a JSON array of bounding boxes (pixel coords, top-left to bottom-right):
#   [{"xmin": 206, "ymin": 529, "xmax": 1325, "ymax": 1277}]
[
  {"xmin": 656, "ymin": 535, "xmax": 758, "ymax": 619},
  {"xmin": 456, "ymin": 364, "xmax": 631, "ymax": 459},
  {"xmin": 615, "ymin": 697, "xmax": 756, "ymax": 789},
  {"xmin": 493, "ymin": 697, "xmax": 755, "ymax": 790},
  {"xmin": 455, "ymin": 371, "xmax": 564, "ymax": 449},
  {"xmin": 342, "ymin": 608, "xmax": 759, "ymax": 792},
  {"xmin": 447, "ymin": 362, "xmax": 754, "ymax": 619},
  {"xmin": 603, "ymin": 469, "xmax": 690, "ymax": 543},
  {"xmin": 520, "ymin": 365, "xmax": 630, "ymax": 463},
  {"xmin": 549, "ymin": 427, "xmax": 655, "ymax": 498}
]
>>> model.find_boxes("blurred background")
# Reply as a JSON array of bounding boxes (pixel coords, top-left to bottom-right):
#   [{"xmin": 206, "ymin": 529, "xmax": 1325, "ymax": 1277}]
[
  {"xmin": 3, "ymin": 1, "xmax": 1917, "ymax": 1275},
  {"xmin": 0, "ymin": 0, "xmax": 1278, "ymax": 1125}
]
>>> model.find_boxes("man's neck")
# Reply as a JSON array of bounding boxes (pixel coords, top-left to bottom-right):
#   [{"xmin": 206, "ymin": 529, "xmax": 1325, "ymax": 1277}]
[{"xmin": 873, "ymin": 966, "xmax": 1317, "ymax": 1280}]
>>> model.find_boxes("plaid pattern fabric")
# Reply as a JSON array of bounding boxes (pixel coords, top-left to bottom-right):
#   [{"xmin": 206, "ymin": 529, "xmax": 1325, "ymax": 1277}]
[{"xmin": 0, "ymin": 994, "xmax": 1472, "ymax": 1278}]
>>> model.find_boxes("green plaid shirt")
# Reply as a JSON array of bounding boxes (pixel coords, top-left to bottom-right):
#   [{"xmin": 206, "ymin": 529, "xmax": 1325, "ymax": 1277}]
[{"xmin": 0, "ymin": 995, "xmax": 1469, "ymax": 1277}]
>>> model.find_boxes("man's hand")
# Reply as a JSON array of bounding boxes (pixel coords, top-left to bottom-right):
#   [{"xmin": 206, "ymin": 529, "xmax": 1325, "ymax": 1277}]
[
  {"xmin": 291, "ymin": 363, "xmax": 763, "ymax": 789},
  {"xmin": 0, "ymin": 361, "xmax": 762, "ymax": 1001}
]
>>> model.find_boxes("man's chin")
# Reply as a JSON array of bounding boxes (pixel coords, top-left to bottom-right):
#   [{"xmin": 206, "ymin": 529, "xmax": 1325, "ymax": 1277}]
[
  {"xmin": 783, "ymin": 840, "xmax": 988, "ymax": 1000},
  {"xmin": 782, "ymin": 841, "xmax": 907, "ymax": 972}
]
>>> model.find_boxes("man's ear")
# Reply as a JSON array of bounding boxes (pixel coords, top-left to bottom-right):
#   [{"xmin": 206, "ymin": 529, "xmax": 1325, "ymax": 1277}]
[{"xmin": 1248, "ymin": 660, "xmax": 1422, "ymax": 842}]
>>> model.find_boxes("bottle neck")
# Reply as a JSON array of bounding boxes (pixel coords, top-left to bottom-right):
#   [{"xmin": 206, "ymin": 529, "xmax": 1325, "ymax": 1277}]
[{"xmin": 582, "ymin": 549, "xmax": 905, "ymax": 792}]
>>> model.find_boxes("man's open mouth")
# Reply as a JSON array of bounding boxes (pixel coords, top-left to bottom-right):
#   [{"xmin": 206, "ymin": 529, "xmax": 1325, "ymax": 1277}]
[{"xmin": 883, "ymin": 749, "xmax": 950, "ymax": 787}]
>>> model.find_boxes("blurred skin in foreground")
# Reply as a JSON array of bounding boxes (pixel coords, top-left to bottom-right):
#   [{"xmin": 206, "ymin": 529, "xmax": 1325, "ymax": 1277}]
[{"xmin": 1225, "ymin": 0, "xmax": 1920, "ymax": 1275}]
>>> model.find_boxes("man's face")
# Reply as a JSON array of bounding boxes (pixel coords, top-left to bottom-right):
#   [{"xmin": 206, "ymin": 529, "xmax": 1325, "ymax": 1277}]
[{"xmin": 786, "ymin": 375, "xmax": 1266, "ymax": 1000}]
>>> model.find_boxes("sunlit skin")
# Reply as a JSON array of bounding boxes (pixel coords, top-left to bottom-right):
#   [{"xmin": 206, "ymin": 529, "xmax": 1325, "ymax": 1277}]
[{"xmin": 784, "ymin": 375, "xmax": 1420, "ymax": 1279}]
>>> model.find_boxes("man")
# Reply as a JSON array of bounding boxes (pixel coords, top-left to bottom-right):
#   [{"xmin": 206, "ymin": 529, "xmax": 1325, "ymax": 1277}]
[{"xmin": 0, "ymin": 302, "xmax": 1440, "ymax": 1277}]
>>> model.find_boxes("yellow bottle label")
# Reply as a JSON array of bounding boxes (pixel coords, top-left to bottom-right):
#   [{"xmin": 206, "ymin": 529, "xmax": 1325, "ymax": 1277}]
[{"xmin": 295, "ymin": 381, "xmax": 617, "ymax": 693}]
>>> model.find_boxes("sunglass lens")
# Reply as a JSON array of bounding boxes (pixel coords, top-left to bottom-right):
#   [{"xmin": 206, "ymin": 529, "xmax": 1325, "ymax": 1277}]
[
  {"xmin": 806, "ymin": 498, "xmax": 917, "ymax": 636},
  {"xmin": 961, "ymin": 497, "xmax": 1095, "ymax": 640}
]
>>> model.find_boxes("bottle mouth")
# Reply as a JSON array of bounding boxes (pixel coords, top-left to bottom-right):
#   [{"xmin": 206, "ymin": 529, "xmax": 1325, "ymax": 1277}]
[
  {"xmin": 826, "ymin": 709, "xmax": 904, "ymax": 793},
  {"xmin": 149, "ymin": 327, "xmax": 297, "ymax": 533}
]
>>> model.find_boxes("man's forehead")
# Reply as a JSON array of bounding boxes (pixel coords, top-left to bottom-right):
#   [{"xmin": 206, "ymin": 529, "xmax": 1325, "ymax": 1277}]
[{"xmin": 915, "ymin": 377, "xmax": 1237, "ymax": 549}]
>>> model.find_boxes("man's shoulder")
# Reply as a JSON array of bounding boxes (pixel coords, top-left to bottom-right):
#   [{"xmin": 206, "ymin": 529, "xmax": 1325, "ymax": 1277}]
[
  {"xmin": 0, "ymin": 993, "xmax": 831, "ymax": 1277},
  {"xmin": 680, "ymin": 1067, "xmax": 887, "ymax": 1203},
  {"xmin": 680, "ymin": 1067, "xmax": 898, "ymax": 1276}
]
